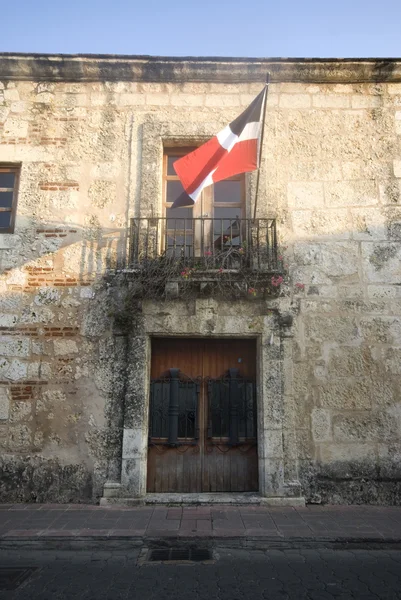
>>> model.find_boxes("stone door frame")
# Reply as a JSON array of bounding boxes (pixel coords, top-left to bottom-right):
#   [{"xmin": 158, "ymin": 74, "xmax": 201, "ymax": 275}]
[{"xmin": 105, "ymin": 299, "xmax": 302, "ymax": 502}]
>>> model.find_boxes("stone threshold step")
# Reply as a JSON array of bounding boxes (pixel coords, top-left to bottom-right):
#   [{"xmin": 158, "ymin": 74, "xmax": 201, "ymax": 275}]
[{"xmin": 100, "ymin": 493, "xmax": 306, "ymax": 507}]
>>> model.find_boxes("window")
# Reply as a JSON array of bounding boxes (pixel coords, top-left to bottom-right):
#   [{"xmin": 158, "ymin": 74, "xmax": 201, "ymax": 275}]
[
  {"xmin": 163, "ymin": 148, "xmax": 245, "ymax": 256},
  {"xmin": 0, "ymin": 165, "xmax": 20, "ymax": 233}
]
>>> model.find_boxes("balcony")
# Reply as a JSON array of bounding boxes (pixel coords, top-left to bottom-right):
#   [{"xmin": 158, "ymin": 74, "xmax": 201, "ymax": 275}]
[
  {"xmin": 127, "ymin": 217, "xmax": 281, "ymax": 299},
  {"xmin": 129, "ymin": 217, "xmax": 278, "ymax": 268}
]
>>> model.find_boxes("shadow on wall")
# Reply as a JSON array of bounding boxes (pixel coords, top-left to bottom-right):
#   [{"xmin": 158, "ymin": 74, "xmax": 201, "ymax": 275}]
[
  {"xmin": 0, "ymin": 218, "xmax": 131, "ymax": 503},
  {"xmin": 1, "ymin": 211, "xmax": 401, "ymax": 504}
]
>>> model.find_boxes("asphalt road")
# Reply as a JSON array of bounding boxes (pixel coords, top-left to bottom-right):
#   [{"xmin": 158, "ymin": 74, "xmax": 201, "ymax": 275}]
[{"xmin": 1, "ymin": 547, "xmax": 401, "ymax": 599}]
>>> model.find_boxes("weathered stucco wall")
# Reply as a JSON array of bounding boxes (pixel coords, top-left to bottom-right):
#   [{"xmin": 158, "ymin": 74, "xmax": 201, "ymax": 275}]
[{"xmin": 0, "ymin": 56, "xmax": 401, "ymax": 503}]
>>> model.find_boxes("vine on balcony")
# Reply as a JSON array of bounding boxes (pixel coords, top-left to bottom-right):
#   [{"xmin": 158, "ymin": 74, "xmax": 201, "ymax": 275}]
[{"xmin": 128, "ymin": 245, "xmax": 286, "ymax": 301}]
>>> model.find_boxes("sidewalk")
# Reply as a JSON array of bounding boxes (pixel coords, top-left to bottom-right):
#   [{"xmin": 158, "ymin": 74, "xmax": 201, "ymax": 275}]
[{"xmin": 1, "ymin": 504, "xmax": 401, "ymax": 549}]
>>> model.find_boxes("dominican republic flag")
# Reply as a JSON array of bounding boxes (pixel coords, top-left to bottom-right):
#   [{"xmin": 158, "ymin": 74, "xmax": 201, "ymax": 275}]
[{"xmin": 171, "ymin": 86, "xmax": 267, "ymax": 209}]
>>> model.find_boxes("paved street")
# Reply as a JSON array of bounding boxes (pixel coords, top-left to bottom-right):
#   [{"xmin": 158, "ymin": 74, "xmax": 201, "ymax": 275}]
[
  {"xmin": 1, "ymin": 547, "xmax": 401, "ymax": 599},
  {"xmin": 1, "ymin": 504, "xmax": 401, "ymax": 543}
]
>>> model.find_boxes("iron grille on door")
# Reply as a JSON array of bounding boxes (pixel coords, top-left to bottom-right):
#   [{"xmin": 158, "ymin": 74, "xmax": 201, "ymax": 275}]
[
  {"xmin": 149, "ymin": 369, "xmax": 199, "ymax": 444},
  {"xmin": 207, "ymin": 368, "xmax": 257, "ymax": 445}
]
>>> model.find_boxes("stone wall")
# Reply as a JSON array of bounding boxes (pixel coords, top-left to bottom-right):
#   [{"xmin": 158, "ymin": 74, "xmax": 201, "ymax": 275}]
[{"xmin": 0, "ymin": 56, "xmax": 401, "ymax": 503}]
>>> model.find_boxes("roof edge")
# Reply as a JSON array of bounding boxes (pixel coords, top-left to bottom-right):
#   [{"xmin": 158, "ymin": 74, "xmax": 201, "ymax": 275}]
[{"xmin": 1, "ymin": 54, "xmax": 401, "ymax": 83}]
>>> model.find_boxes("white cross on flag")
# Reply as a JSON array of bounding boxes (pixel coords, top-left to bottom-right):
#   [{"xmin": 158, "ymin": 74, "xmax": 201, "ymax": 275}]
[{"xmin": 171, "ymin": 86, "xmax": 267, "ymax": 209}]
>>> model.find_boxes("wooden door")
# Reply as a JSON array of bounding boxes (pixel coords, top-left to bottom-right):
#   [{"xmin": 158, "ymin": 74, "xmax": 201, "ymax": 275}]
[{"xmin": 147, "ymin": 338, "xmax": 258, "ymax": 493}]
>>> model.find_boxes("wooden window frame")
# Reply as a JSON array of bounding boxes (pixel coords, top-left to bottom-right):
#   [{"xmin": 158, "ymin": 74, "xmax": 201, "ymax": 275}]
[
  {"xmin": 163, "ymin": 147, "xmax": 246, "ymax": 217},
  {"xmin": 0, "ymin": 165, "xmax": 20, "ymax": 234}
]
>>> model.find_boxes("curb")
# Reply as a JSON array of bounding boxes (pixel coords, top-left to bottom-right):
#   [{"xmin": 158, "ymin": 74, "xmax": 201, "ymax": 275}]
[{"xmin": 2, "ymin": 535, "xmax": 401, "ymax": 551}]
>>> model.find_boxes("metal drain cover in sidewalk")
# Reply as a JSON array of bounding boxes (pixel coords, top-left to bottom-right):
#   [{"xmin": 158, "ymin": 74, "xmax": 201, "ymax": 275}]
[
  {"xmin": 0, "ymin": 568, "xmax": 38, "ymax": 590},
  {"xmin": 147, "ymin": 547, "xmax": 212, "ymax": 563}
]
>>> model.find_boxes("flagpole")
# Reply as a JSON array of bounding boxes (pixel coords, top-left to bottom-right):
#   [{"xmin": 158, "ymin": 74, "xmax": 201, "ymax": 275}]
[{"xmin": 253, "ymin": 72, "xmax": 270, "ymax": 222}]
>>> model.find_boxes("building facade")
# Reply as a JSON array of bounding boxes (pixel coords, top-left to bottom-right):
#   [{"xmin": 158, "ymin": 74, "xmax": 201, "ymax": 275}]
[{"xmin": 0, "ymin": 55, "xmax": 401, "ymax": 505}]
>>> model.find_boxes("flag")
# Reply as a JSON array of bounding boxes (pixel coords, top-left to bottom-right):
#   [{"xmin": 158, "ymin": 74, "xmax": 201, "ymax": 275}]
[{"xmin": 171, "ymin": 86, "xmax": 267, "ymax": 209}]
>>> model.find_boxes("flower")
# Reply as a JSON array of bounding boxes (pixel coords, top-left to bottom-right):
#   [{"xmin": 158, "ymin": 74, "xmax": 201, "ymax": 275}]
[
  {"xmin": 295, "ymin": 282, "xmax": 305, "ymax": 290},
  {"xmin": 248, "ymin": 287, "xmax": 257, "ymax": 297},
  {"xmin": 180, "ymin": 267, "xmax": 193, "ymax": 279},
  {"xmin": 238, "ymin": 247, "xmax": 245, "ymax": 255},
  {"xmin": 204, "ymin": 250, "xmax": 212, "ymax": 256},
  {"xmin": 271, "ymin": 275, "xmax": 284, "ymax": 287}
]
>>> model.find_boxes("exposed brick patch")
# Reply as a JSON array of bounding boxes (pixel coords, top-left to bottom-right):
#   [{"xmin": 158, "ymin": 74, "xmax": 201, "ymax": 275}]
[
  {"xmin": 35, "ymin": 228, "xmax": 78, "ymax": 235},
  {"xmin": 24, "ymin": 267, "xmax": 54, "ymax": 274},
  {"xmin": 10, "ymin": 385, "xmax": 34, "ymax": 401},
  {"xmin": 0, "ymin": 327, "xmax": 39, "ymax": 337},
  {"xmin": 25, "ymin": 276, "xmax": 91, "ymax": 288},
  {"xmin": 43, "ymin": 327, "xmax": 79, "ymax": 337},
  {"xmin": 39, "ymin": 137, "xmax": 67, "ymax": 146},
  {"xmin": 39, "ymin": 182, "xmax": 79, "ymax": 191},
  {"xmin": 0, "ymin": 380, "xmax": 48, "ymax": 386},
  {"xmin": 0, "ymin": 137, "xmax": 29, "ymax": 145},
  {"xmin": 54, "ymin": 117, "xmax": 81, "ymax": 122}
]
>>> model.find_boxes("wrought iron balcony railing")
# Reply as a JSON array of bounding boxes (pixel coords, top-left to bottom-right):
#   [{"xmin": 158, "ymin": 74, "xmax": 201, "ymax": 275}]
[{"xmin": 129, "ymin": 217, "xmax": 279, "ymax": 271}]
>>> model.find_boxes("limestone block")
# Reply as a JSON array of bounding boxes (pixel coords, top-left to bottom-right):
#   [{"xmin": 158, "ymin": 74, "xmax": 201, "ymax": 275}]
[
  {"xmin": 311, "ymin": 408, "xmax": 332, "ymax": 442},
  {"xmin": 293, "ymin": 242, "xmax": 359, "ymax": 277},
  {"xmin": 360, "ymin": 316, "xmax": 401, "ymax": 345},
  {"xmin": 90, "ymin": 163, "xmax": 121, "ymax": 179},
  {"xmin": 8, "ymin": 424, "xmax": 32, "ymax": 450},
  {"xmin": 122, "ymin": 427, "xmax": 147, "ymax": 459},
  {"xmin": 3, "ymin": 117, "xmax": 28, "ymax": 137},
  {"xmin": 0, "ymin": 314, "xmax": 18, "ymax": 328},
  {"xmin": 304, "ymin": 316, "xmax": 360, "ymax": 344},
  {"xmin": 20, "ymin": 306, "xmax": 54, "ymax": 325},
  {"xmin": 296, "ymin": 429, "xmax": 315, "ymax": 460},
  {"xmin": 0, "ymin": 106, "xmax": 10, "ymax": 123},
  {"xmin": 325, "ymin": 180, "xmax": 378, "ymax": 207},
  {"xmin": 1, "ymin": 360, "xmax": 28, "ymax": 381},
  {"xmin": 394, "ymin": 160, "xmax": 401, "ymax": 178},
  {"xmin": 53, "ymin": 339, "xmax": 79, "ymax": 356},
  {"xmin": 368, "ymin": 285, "xmax": 398, "ymax": 299},
  {"xmin": 292, "ymin": 209, "xmax": 350, "ymax": 239},
  {"xmin": 35, "ymin": 92, "xmax": 54, "ymax": 103},
  {"xmin": 351, "ymin": 95, "xmax": 382, "ymax": 108},
  {"xmin": 327, "ymin": 346, "xmax": 376, "ymax": 379},
  {"xmin": 385, "ymin": 348, "xmax": 401, "ymax": 374},
  {"xmin": 34, "ymin": 288, "xmax": 60, "ymax": 306},
  {"xmin": 118, "ymin": 93, "xmax": 145, "ymax": 106},
  {"xmin": 320, "ymin": 443, "xmax": 375, "ymax": 463},
  {"xmin": 396, "ymin": 112, "xmax": 401, "ymax": 135},
  {"xmin": 205, "ymin": 95, "xmax": 240, "ymax": 107},
  {"xmin": 351, "ymin": 208, "xmax": 386, "ymax": 241},
  {"xmin": 388, "ymin": 84, "xmax": 401, "ymax": 95},
  {"xmin": 288, "ymin": 182, "xmax": 324, "ymax": 209},
  {"xmin": 319, "ymin": 379, "xmax": 373, "ymax": 410},
  {"xmin": 28, "ymin": 362, "xmax": 51, "ymax": 379},
  {"xmin": 288, "ymin": 160, "xmax": 343, "ymax": 182},
  {"xmin": 170, "ymin": 94, "xmax": 204, "ymax": 106},
  {"xmin": 41, "ymin": 389, "xmax": 67, "ymax": 405},
  {"xmin": 4, "ymin": 88, "xmax": 20, "ymax": 102},
  {"xmin": 342, "ymin": 159, "xmax": 392, "ymax": 180},
  {"xmin": 361, "ymin": 242, "xmax": 401, "ymax": 283},
  {"xmin": 279, "ymin": 94, "xmax": 311, "ymax": 108},
  {"xmin": 338, "ymin": 286, "xmax": 364, "ymax": 299},
  {"xmin": 0, "ymin": 338, "xmax": 30, "ymax": 358},
  {"xmin": 312, "ymin": 95, "xmax": 350, "ymax": 108},
  {"xmin": 10, "ymin": 401, "xmax": 32, "ymax": 423},
  {"xmin": 88, "ymin": 180, "xmax": 117, "ymax": 208},
  {"xmin": 0, "ymin": 388, "xmax": 10, "ymax": 420},
  {"xmin": 333, "ymin": 413, "xmax": 398, "ymax": 443},
  {"xmin": 80, "ymin": 286, "xmax": 95, "ymax": 299},
  {"xmin": 263, "ymin": 429, "xmax": 284, "ymax": 458}
]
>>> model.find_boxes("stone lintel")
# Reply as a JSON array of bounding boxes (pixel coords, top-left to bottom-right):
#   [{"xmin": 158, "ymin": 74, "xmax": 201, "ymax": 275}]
[{"xmin": 0, "ymin": 54, "xmax": 401, "ymax": 83}]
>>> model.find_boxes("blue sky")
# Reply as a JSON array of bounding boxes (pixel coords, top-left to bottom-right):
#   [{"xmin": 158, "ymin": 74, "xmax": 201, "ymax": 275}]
[{"xmin": 1, "ymin": 0, "xmax": 400, "ymax": 58}]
